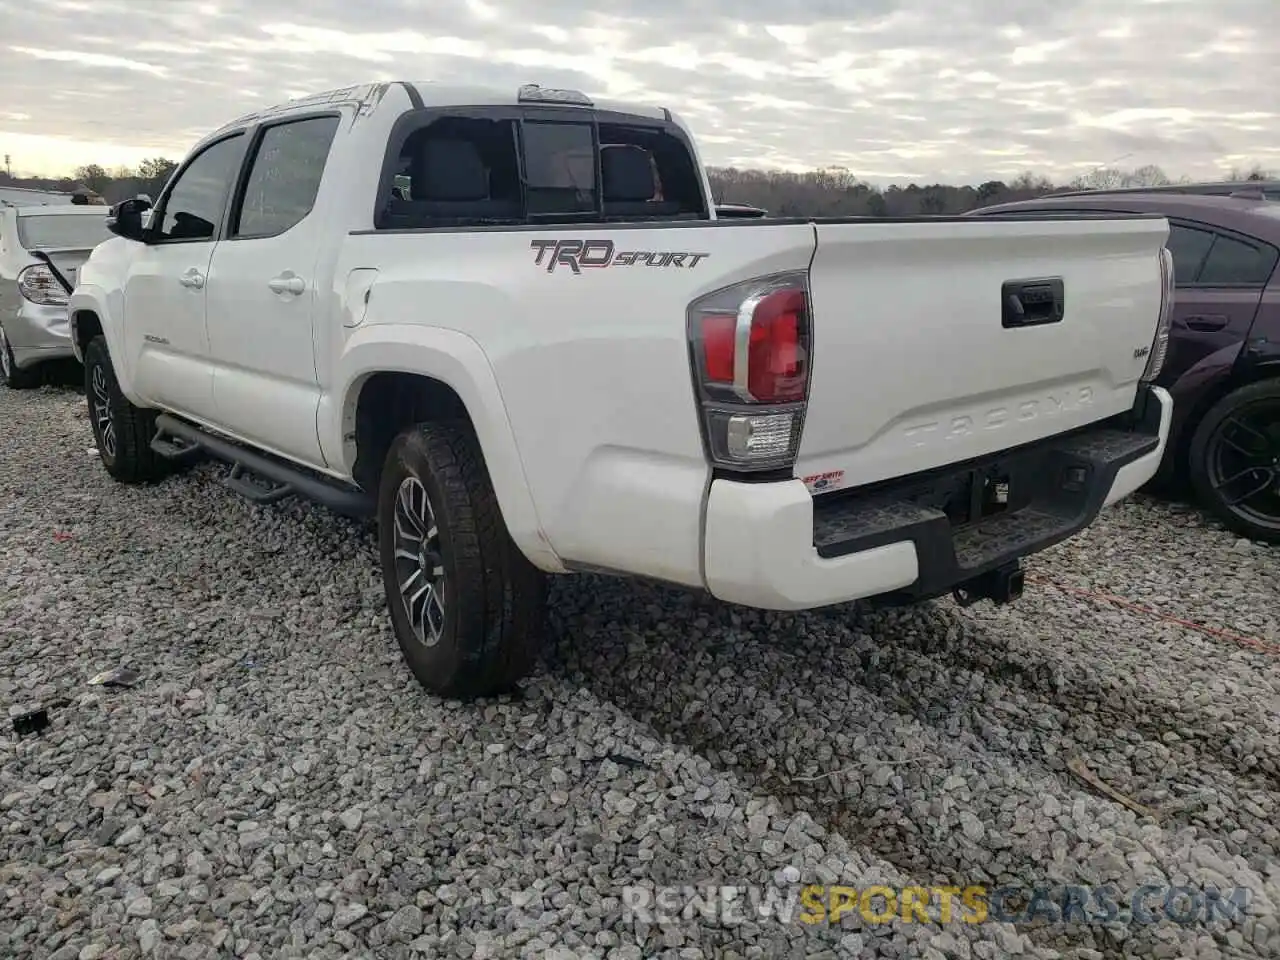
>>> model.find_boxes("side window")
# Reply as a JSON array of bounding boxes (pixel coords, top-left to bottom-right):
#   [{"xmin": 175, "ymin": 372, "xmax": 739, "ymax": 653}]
[
  {"xmin": 233, "ymin": 116, "xmax": 340, "ymax": 239},
  {"xmin": 522, "ymin": 121, "xmax": 596, "ymax": 215},
  {"xmin": 597, "ymin": 125, "xmax": 706, "ymax": 218},
  {"xmin": 1165, "ymin": 223, "xmax": 1215, "ymax": 285},
  {"xmin": 1197, "ymin": 233, "xmax": 1278, "ymax": 286},
  {"xmin": 155, "ymin": 135, "xmax": 245, "ymax": 242},
  {"xmin": 380, "ymin": 116, "xmax": 522, "ymax": 229}
]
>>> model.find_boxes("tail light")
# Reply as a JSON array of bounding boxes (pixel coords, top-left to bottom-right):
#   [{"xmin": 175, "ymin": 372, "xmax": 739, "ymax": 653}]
[
  {"xmin": 1141, "ymin": 245, "xmax": 1174, "ymax": 383},
  {"xmin": 17, "ymin": 263, "xmax": 69, "ymax": 307},
  {"xmin": 686, "ymin": 271, "xmax": 811, "ymax": 471}
]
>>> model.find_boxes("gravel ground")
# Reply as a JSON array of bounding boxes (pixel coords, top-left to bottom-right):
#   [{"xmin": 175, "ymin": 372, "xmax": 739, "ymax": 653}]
[{"xmin": 2, "ymin": 381, "xmax": 1279, "ymax": 960}]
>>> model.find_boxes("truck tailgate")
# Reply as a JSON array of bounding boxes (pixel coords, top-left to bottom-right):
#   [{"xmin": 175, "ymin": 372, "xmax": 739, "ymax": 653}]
[{"xmin": 794, "ymin": 216, "xmax": 1169, "ymax": 490}]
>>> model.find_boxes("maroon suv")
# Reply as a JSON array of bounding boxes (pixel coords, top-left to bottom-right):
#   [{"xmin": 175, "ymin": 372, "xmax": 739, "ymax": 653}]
[{"xmin": 971, "ymin": 192, "xmax": 1280, "ymax": 542}]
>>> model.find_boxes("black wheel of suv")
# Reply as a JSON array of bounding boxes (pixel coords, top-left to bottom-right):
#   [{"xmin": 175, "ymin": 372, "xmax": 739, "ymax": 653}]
[
  {"xmin": 83, "ymin": 335, "xmax": 169, "ymax": 484},
  {"xmin": 1188, "ymin": 379, "xmax": 1280, "ymax": 543},
  {"xmin": 0, "ymin": 323, "xmax": 42, "ymax": 390},
  {"xmin": 377, "ymin": 420, "xmax": 546, "ymax": 699}
]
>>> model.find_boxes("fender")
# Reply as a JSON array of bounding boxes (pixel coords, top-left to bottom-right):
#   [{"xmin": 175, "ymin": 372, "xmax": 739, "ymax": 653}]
[
  {"xmin": 323, "ymin": 323, "xmax": 566, "ymax": 574},
  {"xmin": 67, "ymin": 285, "xmax": 108, "ymax": 364},
  {"xmin": 67, "ymin": 283, "xmax": 151, "ymax": 408},
  {"xmin": 67, "ymin": 237, "xmax": 152, "ymax": 408},
  {"xmin": 1239, "ymin": 334, "xmax": 1280, "ymax": 374},
  {"xmin": 1165, "ymin": 341, "xmax": 1245, "ymax": 449}
]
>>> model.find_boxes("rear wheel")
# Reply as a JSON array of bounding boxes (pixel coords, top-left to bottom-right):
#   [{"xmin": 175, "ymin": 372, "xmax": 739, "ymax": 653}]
[
  {"xmin": 1188, "ymin": 379, "xmax": 1280, "ymax": 543},
  {"xmin": 83, "ymin": 335, "xmax": 169, "ymax": 484},
  {"xmin": 377, "ymin": 420, "xmax": 546, "ymax": 698},
  {"xmin": 0, "ymin": 323, "xmax": 41, "ymax": 390}
]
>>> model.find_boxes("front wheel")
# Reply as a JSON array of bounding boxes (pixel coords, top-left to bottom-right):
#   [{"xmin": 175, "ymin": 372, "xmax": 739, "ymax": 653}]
[
  {"xmin": 377, "ymin": 420, "xmax": 546, "ymax": 699},
  {"xmin": 83, "ymin": 336, "xmax": 169, "ymax": 484},
  {"xmin": 1188, "ymin": 379, "xmax": 1280, "ymax": 543}
]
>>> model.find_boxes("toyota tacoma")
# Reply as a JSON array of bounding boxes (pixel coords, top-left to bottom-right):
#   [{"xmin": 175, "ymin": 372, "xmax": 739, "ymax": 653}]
[{"xmin": 67, "ymin": 81, "xmax": 1175, "ymax": 697}]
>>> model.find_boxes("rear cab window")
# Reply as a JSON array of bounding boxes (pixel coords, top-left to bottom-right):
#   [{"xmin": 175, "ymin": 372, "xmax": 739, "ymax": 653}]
[{"xmin": 375, "ymin": 103, "xmax": 708, "ymax": 230}]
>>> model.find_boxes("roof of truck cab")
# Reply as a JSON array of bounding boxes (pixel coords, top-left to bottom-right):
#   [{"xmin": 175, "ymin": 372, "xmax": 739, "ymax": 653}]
[
  {"xmin": 212, "ymin": 81, "xmax": 669, "ymax": 137},
  {"xmin": 407, "ymin": 81, "xmax": 669, "ymax": 119}
]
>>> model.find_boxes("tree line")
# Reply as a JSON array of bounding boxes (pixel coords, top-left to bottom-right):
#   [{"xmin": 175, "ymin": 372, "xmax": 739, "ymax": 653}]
[
  {"xmin": 707, "ymin": 163, "xmax": 1274, "ymax": 217},
  {"xmin": 0, "ymin": 158, "xmax": 178, "ymax": 206},
  {"xmin": 0, "ymin": 158, "xmax": 1273, "ymax": 217}
]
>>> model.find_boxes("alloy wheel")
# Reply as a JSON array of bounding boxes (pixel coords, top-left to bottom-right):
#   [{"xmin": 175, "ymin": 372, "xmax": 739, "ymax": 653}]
[
  {"xmin": 391, "ymin": 475, "xmax": 446, "ymax": 646},
  {"xmin": 90, "ymin": 363, "xmax": 117, "ymax": 460},
  {"xmin": 1205, "ymin": 401, "xmax": 1280, "ymax": 534}
]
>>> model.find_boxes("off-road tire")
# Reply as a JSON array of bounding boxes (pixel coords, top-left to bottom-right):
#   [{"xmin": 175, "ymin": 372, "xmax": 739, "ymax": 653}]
[
  {"xmin": 0, "ymin": 323, "xmax": 42, "ymax": 390},
  {"xmin": 377, "ymin": 420, "xmax": 546, "ymax": 699},
  {"xmin": 1188, "ymin": 378, "xmax": 1280, "ymax": 544},
  {"xmin": 83, "ymin": 335, "xmax": 169, "ymax": 484}
]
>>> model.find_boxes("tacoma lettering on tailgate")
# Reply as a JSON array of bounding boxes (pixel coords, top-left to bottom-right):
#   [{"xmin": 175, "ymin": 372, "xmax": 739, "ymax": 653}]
[
  {"xmin": 531, "ymin": 239, "xmax": 710, "ymax": 274},
  {"xmin": 902, "ymin": 387, "xmax": 1095, "ymax": 447}
]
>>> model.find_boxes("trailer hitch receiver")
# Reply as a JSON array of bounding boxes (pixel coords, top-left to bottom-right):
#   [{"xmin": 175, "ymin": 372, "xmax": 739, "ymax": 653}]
[{"xmin": 952, "ymin": 560, "xmax": 1025, "ymax": 607}]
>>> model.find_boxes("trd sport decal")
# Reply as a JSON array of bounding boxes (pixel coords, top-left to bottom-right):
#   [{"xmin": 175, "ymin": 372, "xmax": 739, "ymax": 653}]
[{"xmin": 531, "ymin": 239, "xmax": 710, "ymax": 274}]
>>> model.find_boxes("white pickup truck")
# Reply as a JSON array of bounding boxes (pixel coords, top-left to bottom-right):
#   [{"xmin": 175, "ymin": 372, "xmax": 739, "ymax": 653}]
[{"xmin": 68, "ymin": 81, "xmax": 1174, "ymax": 698}]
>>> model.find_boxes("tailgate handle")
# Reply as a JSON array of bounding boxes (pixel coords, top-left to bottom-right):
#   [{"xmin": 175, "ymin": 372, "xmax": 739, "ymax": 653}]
[{"xmin": 1002, "ymin": 278, "xmax": 1064, "ymax": 328}]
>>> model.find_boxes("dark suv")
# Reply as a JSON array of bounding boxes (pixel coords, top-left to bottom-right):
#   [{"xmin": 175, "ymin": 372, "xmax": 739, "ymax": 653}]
[{"xmin": 972, "ymin": 192, "xmax": 1280, "ymax": 542}]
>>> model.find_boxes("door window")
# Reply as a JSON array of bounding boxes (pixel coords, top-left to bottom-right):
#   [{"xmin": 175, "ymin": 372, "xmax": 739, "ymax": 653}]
[
  {"xmin": 1165, "ymin": 223, "xmax": 1214, "ymax": 285},
  {"xmin": 1197, "ymin": 233, "xmax": 1278, "ymax": 286},
  {"xmin": 155, "ymin": 134, "xmax": 246, "ymax": 242},
  {"xmin": 232, "ymin": 116, "xmax": 341, "ymax": 239}
]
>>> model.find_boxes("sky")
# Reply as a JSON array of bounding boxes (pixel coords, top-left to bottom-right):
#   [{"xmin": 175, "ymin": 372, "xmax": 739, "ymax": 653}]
[{"xmin": 1, "ymin": 0, "xmax": 1276, "ymax": 186}]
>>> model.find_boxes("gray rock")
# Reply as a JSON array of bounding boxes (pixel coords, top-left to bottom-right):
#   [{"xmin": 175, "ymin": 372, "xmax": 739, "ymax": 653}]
[
  {"xmin": 333, "ymin": 902, "xmax": 368, "ymax": 928},
  {"xmin": 387, "ymin": 904, "xmax": 424, "ymax": 941},
  {"xmin": 138, "ymin": 919, "xmax": 162, "ymax": 954}
]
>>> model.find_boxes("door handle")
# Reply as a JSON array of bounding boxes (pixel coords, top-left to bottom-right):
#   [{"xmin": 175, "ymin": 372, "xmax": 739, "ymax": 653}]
[
  {"xmin": 1181, "ymin": 314, "xmax": 1229, "ymax": 332},
  {"xmin": 268, "ymin": 273, "xmax": 306, "ymax": 296},
  {"xmin": 179, "ymin": 269, "xmax": 205, "ymax": 290}
]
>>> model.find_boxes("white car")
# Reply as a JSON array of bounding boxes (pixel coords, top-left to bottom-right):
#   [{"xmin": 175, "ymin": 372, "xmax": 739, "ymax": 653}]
[
  {"xmin": 0, "ymin": 203, "xmax": 111, "ymax": 388},
  {"xmin": 67, "ymin": 81, "xmax": 1175, "ymax": 698}
]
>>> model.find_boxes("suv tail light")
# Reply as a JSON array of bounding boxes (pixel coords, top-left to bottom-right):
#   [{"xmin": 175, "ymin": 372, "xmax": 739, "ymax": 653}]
[
  {"xmin": 687, "ymin": 271, "xmax": 811, "ymax": 470},
  {"xmin": 17, "ymin": 263, "xmax": 69, "ymax": 307},
  {"xmin": 1141, "ymin": 245, "xmax": 1174, "ymax": 383}
]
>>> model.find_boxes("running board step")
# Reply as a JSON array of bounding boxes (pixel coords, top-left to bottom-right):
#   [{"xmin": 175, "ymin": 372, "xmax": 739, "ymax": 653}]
[
  {"xmin": 225, "ymin": 464, "xmax": 293, "ymax": 504},
  {"xmin": 152, "ymin": 413, "xmax": 375, "ymax": 519},
  {"xmin": 149, "ymin": 431, "xmax": 203, "ymax": 463}
]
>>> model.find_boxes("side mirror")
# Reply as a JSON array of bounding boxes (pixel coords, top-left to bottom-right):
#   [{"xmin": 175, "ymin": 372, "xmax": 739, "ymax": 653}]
[{"xmin": 106, "ymin": 196, "xmax": 154, "ymax": 242}]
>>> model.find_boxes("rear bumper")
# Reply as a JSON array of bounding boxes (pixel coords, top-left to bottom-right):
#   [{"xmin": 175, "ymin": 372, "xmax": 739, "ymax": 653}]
[
  {"xmin": 703, "ymin": 385, "xmax": 1171, "ymax": 610},
  {"xmin": 3, "ymin": 301, "xmax": 74, "ymax": 368}
]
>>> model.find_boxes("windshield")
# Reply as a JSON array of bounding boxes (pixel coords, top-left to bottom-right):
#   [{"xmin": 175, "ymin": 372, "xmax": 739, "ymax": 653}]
[{"xmin": 16, "ymin": 213, "xmax": 111, "ymax": 251}]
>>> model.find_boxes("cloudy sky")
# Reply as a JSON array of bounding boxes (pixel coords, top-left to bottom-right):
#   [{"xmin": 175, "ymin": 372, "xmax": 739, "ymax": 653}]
[{"xmin": 1, "ymin": 0, "xmax": 1275, "ymax": 185}]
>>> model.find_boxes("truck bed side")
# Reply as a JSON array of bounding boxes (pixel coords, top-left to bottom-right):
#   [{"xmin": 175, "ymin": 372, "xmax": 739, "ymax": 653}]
[{"xmin": 330, "ymin": 220, "xmax": 818, "ymax": 586}]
